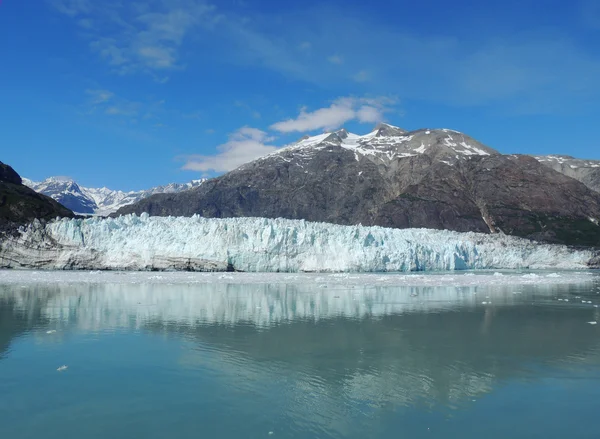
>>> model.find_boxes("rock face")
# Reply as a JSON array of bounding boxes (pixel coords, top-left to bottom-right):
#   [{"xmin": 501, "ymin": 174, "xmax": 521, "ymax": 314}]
[
  {"xmin": 0, "ymin": 162, "xmax": 73, "ymax": 234},
  {"xmin": 23, "ymin": 177, "xmax": 207, "ymax": 216},
  {"xmin": 116, "ymin": 125, "xmax": 600, "ymax": 247},
  {"xmin": 534, "ymin": 155, "xmax": 600, "ymax": 194},
  {"xmin": 0, "ymin": 162, "xmax": 22, "ymax": 185}
]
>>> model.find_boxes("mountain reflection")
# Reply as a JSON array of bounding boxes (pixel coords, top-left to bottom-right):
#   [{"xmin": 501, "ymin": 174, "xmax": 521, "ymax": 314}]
[{"xmin": 1, "ymin": 280, "xmax": 599, "ymax": 410}]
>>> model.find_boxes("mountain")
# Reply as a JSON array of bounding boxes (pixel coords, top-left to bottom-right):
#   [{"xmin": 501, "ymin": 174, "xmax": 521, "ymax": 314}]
[
  {"xmin": 0, "ymin": 161, "xmax": 73, "ymax": 234},
  {"xmin": 115, "ymin": 124, "xmax": 600, "ymax": 247},
  {"xmin": 24, "ymin": 177, "xmax": 206, "ymax": 216},
  {"xmin": 534, "ymin": 155, "xmax": 600, "ymax": 194}
]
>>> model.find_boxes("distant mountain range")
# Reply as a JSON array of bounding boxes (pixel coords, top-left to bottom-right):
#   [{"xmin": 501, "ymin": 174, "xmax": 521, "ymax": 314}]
[
  {"xmin": 116, "ymin": 123, "xmax": 600, "ymax": 247},
  {"xmin": 4, "ymin": 123, "xmax": 600, "ymax": 247},
  {"xmin": 23, "ymin": 177, "xmax": 206, "ymax": 215}
]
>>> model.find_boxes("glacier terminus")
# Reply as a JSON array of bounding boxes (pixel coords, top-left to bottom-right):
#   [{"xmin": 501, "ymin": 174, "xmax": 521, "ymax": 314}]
[{"xmin": 1, "ymin": 214, "xmax": 598, "ymax": 272}]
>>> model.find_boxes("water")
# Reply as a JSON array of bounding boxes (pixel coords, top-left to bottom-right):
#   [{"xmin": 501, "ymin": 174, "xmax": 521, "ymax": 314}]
[{"xmin": 1, "ymin": 271, "xmax": 600, "ymax": 439}]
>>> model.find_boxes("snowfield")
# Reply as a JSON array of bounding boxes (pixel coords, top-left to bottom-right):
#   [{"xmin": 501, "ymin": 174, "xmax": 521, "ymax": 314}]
[{"xmin": 0, "ymin": 214, "xmax": 598, "ymax": 272}]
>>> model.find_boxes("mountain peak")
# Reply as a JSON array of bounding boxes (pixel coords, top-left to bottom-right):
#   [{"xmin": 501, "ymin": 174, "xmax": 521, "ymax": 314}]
[
  {"xmin": 47, "ymin": 176, "xmax": 76, "ymax": 184},
  {"xmin": 0, "ymin": 161, "xmax": 23, "ymax": 185},
  {"xmin": 373, "ymin": 123, "xmax": 407, "ymax": 137}
]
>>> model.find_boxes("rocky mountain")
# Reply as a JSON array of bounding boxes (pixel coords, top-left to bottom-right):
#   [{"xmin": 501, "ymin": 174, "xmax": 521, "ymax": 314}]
[
  {"xmin": 534, "ymin": 155, "xmax": 600, "ymax": 194},
  {"xmin": 0, "ymin": 161, "xmax": 73, "ymax": 234},
  {"xmin": 24, "ymin": 177, "xmax": 206, "ymax": 216},
  {"xmin": 115, "ymin": 124, "xmax": 600, "ymax": 247}
]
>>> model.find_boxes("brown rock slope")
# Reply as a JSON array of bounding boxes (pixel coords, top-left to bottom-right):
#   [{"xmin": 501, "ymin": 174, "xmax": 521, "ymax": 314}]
[{"xmin": 116, "ymin": 126, "xmax": 600, "ymax": 247}]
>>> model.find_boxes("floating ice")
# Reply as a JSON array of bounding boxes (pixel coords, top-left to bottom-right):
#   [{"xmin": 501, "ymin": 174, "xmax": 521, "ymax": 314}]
[{"xmin": 57, "ymin": 365, "xmax": 68, "ymax": 372}]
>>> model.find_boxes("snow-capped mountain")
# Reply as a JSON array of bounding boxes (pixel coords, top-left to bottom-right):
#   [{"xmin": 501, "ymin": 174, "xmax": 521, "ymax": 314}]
[
  {"xmin": 534, "ymin": 155, "xmax": 600, "ymax": 194},
  {"xmin": 256, "ymin": 124, "xmax": 497, "ymax": 168},
  {"xmin": 23, "ymin": 177, "xmax": 206, "ymax": 216},
  {"xmin": 117, "ymin": 123, "xmax": 600, "ymax": 247}
]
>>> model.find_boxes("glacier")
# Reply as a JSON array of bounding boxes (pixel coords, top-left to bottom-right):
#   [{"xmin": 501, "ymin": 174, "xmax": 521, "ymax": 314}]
[{"xmin": 1, "ymin": 214, "xmax": 598, "ymax": 272}]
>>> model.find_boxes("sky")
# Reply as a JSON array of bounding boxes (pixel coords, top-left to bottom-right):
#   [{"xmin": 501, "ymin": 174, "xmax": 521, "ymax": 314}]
[{"xmin": 1, "ymin": 0, "xmax": 599, "ymax": 191}]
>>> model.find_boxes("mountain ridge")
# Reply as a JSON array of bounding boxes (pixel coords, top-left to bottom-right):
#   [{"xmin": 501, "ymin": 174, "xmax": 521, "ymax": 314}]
[
  {"xmin": 534, "ymin": 155, "xmax": 600, "ymax": 194},
  {"xmin": 115, "ymin": 125, "xmax": 600, "ymax": 247},
  {"xmin": 24, "ymin": 177, "xmax": 206, "ymax": 215}
]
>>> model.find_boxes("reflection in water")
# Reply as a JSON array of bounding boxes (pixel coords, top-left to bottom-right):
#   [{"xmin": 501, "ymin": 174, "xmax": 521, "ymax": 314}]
[{"xmin": 0, "ymin": 279, "xmax": 600, "ymax": 438}]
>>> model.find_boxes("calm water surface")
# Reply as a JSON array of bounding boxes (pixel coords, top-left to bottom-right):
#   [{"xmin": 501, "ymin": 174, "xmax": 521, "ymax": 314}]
[{"xmin": 1, "ymin": 273, "xmax": 600, "ymax": 438}]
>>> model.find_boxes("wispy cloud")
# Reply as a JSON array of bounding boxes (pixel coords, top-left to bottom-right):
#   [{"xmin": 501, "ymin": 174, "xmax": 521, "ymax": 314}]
[
  {"xmin": 105, "ymin": 103, "xmax": 140, "ymax": 117},
  {"xmin": 53, "ymin": 1, "xmax": 600, "ymax": 113},
  {"xmin": 86, "ymin": 89, "xmax": 114, "ymax": 105},
  {"xmin": 270, "ymin": 96, "xmax": 396, "ymax": 133},
  {"xmin": 234, "ymin": 100, "xmax": 261, "ymax": 119},
  {"xmin": 327, "ymin": 54, "xmax": 343, "ymax": 65},
  {"xmin": 84, "ymin": 88, "xmax": 165, "ymax": 122},
  {"xmin": 211, "ymin": 6, "xmax": 600, "ymax": 113},
  {"xmin": 353, "ymin": 70, "xmax": 370, "ymax": 83},
  {"xmin": 181, "ymin": 127, "xmax": 277, "ymax": 173},
  {"xmin": 50, "ymin": 0, "xmax": 216, "ymax": 75},
  {"xmin": 50, "ymin": 0, "xmax": 91, "ymax": 17},
  {"xmin": 298, "ymin": 41, "xmax": 312, "ymax": 52}
]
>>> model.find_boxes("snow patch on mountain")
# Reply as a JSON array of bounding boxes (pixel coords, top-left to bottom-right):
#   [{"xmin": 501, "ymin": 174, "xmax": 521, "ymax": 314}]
[
  {"xmin": 255, "ymin": 124, "xmax": 497, "ymax": 170},
  {"xmin": 1, "ymin": 215, "xmax": 596, "ymax": 272}
]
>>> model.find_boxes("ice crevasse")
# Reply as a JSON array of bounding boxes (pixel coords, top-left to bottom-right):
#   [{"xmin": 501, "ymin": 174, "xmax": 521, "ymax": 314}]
[{"xmin": 0, "ymin": 213, "xmax": 597, "ymax": 272}]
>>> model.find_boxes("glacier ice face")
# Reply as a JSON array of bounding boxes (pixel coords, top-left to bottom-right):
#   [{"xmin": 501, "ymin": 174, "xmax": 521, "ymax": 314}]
[{"xmin": 1, "ymin": 214, "xmax": 598, "ymax": 272}]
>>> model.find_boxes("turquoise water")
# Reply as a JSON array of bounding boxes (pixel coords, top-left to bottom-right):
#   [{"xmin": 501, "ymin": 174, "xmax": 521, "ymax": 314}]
[{"xmin": 1, "ymin": 275, "xmax": 600, "ymax": 438}]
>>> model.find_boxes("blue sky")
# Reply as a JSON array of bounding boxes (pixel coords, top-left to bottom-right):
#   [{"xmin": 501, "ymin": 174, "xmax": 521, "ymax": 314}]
[{"xmin": 1, "ymin": 0, "xmax": 599, "ymax": 190}]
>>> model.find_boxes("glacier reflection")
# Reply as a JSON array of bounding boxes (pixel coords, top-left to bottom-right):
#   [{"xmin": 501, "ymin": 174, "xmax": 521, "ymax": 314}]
[{"xmin": 1, "ymin": 279, "xmax": 600, "ymax": 416}]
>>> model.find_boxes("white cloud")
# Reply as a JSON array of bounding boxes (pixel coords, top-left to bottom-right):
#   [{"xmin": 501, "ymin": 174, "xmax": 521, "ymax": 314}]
[
  {"xmin": 137, "ymin": 46, "xmax": 176, "ymax": 69},
  {"xmin": 270, "ymin": 97, "xmax": 395, "ymax": 133},
  {"xmin": 356, "ymin": 105, "xmax": 381, "ymax": 123},
  {"xmin": 182, "ymin": 127, "xmax": 278, "ymax": 173}
]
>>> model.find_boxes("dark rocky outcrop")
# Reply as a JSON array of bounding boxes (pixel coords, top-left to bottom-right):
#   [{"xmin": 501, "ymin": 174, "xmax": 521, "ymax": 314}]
[
  {"xmin": 0, "ymin": 161, "xmax": 73, "ymax": 235},
  {"xmin": 0, "ymin": 162, "xmax": 22, "ymax": 185},
  {"xmin": 115, "ymin": 127, "xmax": 600, "ymax": 247}
]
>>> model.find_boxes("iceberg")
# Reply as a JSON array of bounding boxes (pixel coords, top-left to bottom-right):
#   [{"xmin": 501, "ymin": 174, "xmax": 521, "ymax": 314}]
[{"xmin": 0, "ymin": 214, "xmax": 598, "ymax": 272}]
